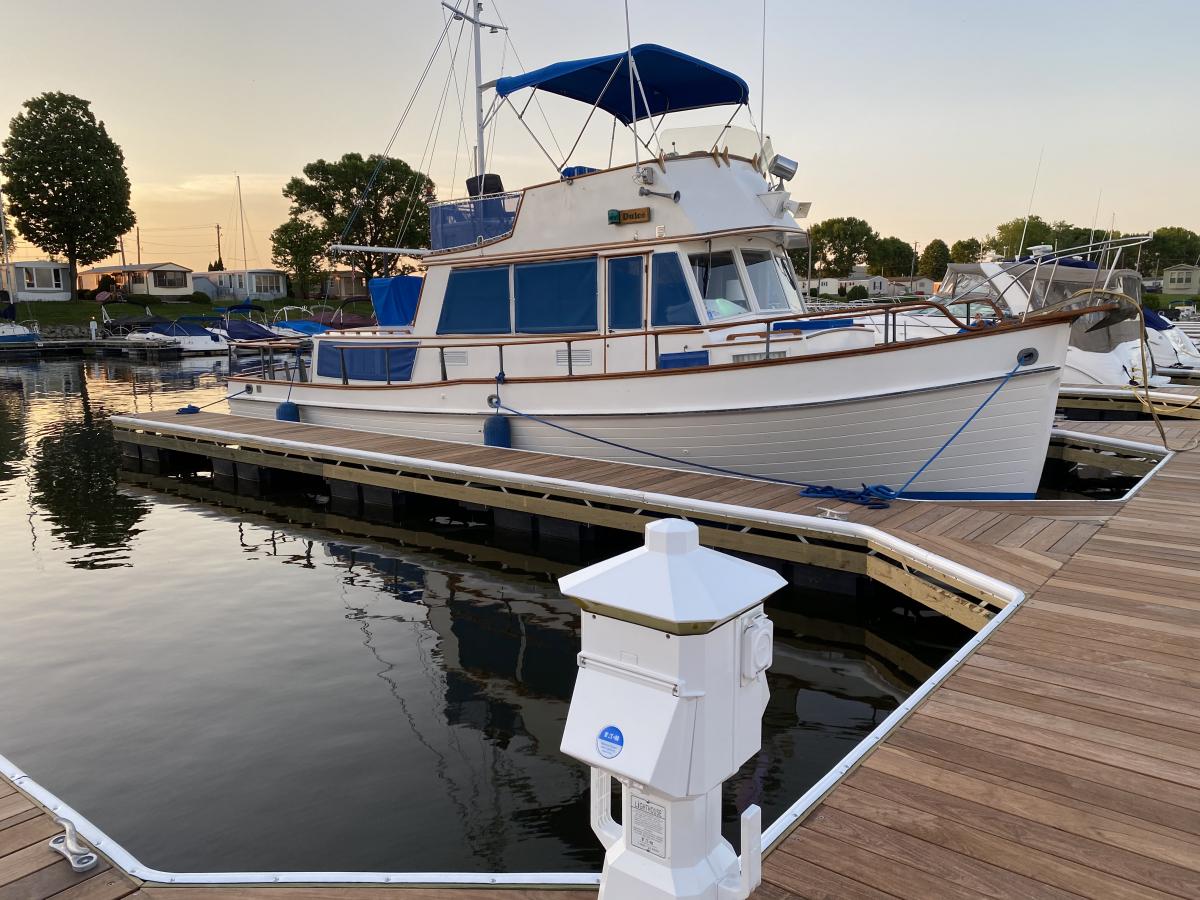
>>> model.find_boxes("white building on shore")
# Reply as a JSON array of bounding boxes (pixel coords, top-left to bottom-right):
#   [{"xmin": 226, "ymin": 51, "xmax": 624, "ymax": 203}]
[
  {"xmin": 1, "ymin": 260, "xmax": 72, "ymax": 302},
  {"xmin": 192, "ymin": 268, "xmax": 288, "ymax": 302},
  {"xmin": 78, "ymin": 262, "xmax": 194, "ymax": 296}
]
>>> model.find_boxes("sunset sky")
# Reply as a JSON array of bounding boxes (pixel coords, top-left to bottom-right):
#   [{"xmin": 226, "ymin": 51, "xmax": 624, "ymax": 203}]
[{"xmin": 1, "ymin": 0, "xmax": 1196, "ymax": 271}]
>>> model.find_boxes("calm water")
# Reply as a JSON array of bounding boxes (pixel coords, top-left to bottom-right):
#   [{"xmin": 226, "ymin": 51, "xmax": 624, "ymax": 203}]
[{"xmin": 0, "ymin": 358, "xmax": 967, "ymax": 873}]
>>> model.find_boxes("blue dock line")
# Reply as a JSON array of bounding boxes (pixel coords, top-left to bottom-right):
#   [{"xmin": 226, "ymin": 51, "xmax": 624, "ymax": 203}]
[
  {"xmin": 489, "ymin": 358, "xmax": 1024, "ymax": 509},
  {"xmin": 178, "ymin": 386, "xmax": 250, "ymax": 415}
]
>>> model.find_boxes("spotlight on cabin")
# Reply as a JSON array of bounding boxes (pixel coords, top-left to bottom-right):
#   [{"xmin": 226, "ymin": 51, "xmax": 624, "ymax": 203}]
[{"xmin": 767, "ymin": 154, "xmax": 798, "ymax": 182}]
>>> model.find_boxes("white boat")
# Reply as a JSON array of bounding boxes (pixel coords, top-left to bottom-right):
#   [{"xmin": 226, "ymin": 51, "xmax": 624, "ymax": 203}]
[
  {"xmin": 869, "ymin": 239, "xmax": 1179, "ymax": 387},
  {"xmin": 225, "ymin": 42, "xmax": 1101, "ymax": 500},
  {"xmin": 0, "ymin": 321, "xmax": 38, "ymax": 344},
  {"xmin": 123, "ymin": 320, "xmax": 228, "ymax": 354}
]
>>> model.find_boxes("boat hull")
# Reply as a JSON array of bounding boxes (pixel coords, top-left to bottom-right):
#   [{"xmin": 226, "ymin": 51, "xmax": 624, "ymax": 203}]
[{"xmin": 228, "ymin": 323, "xmax": 1069, "ymax": 499}]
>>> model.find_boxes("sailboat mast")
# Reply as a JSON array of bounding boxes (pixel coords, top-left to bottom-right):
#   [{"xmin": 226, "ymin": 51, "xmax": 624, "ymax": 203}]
[
  {"xmin": 0, "ymin": 186, "xmax": 9, "ymax": 297},
  {"xmin": 237, "ymin": 175, "xmax": 248, "ymax": 269}
]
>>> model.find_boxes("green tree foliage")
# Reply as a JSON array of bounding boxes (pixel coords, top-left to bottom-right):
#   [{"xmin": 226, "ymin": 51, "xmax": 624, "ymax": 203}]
[
  {"xmin": 846, "ymin": 284, "xmax": 869, "ymax": 301},
  {"xmin": 786, "ymin": 244, "xmax": 810, "ymax": 280},
  {"xmin": 283, "ymin": 153, "xmax": 434, "ymax": 280},
  {"xmin": 985, "ymin": 216, "xmax": 1055, "ymax": 256},
  {"xmin": 1144, "ymin": 227, "xmax": 1200, "ymax": 274},
  {"xmin": 271, "ymin": 218, "xmax": 330, "ymax": 299},
  {"xmin": 0, "ymin": 93, "xmax": 136, "ymax": 297},
  {"xmin": 809, "ymin": 217, "xmax": 877, "ymax": 277},
  {"xmin": 867, "ymin": 236, "xmax": 915, "ymax": 277},
  {"xmin": 919, "ymin": 239, "xmax": 951, "ymax": 280},
  {"xmin": 949, "ymin": 238, "xmax": 981, "ymax": 263}
]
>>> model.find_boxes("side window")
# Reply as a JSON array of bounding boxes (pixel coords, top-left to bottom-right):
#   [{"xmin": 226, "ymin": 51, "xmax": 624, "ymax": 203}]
[
  {"xmin": 651, "ymin": 253, "xmax": 700, "ymax": 327},
  {"xmin": 514, "ymin": 257, "xmax": 598, "ymax": 333},
  {"xmin": 437, "ymin": 266, "xmax": 511, "ymax": 334},
  {"xmin": 607, "ymin": 256, "xmax": 643, "ymax": 330}
]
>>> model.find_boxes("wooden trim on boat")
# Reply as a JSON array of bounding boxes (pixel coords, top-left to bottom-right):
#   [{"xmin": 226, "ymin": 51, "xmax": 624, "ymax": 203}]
[
  {"xmin": 422, "ymin": 224, "xmax": 804, "ymax": 269},
  {"xmin": 228, "ymin": 305, "xmax": 1105, "ymax": 391}
]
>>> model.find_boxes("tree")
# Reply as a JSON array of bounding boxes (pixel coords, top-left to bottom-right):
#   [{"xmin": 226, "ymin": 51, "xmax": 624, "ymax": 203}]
[
  {"xmin": 208, "ymin": 258, "xmax": 225, "ymax": 271},
  {"xmin": 949, "ymin": 238, "xmax": 981, "ymax": 263},
  {"xmin": 867, "ymin": 236, "xmax": 916, "ymax": 277},
  {"xmin": 985, "ymin": 215, "xmax": 1055, "ymax": 257},
  {"xmin": 0, "ymin": 93, "xmax": 136, "ymax": 298},
  {"xmin": 808, "ymin": 217, "xmax": 877, "ymax": 277},
  {"xmin": 919, "ymin": 239, "xmax": 951, "ymax": 280},
  {"xmin": 282, "ymin": 153, "xmax": 434, "ymax": 281},
  {"xmin": 846, "ymin": 285, "xmax": 869, "ymax": 301},
  {"xmin": 271, "ymin": 218, "xmax": 330, "ymax": 299},
  {"xmin": 1144, "ymin": 227, "xmax": 1200, "ymax": 275}
]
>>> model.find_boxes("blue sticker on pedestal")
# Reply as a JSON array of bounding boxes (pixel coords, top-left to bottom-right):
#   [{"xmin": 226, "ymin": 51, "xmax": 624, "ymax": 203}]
[{"xmin": 597, "ymin": 725, "xmax": 624, "ymax": 759}]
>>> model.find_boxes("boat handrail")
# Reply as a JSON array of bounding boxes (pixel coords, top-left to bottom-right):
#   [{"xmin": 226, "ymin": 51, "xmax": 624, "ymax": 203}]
[
  {"xmin": 249, "ymin": 301, "xmax": 1113, "ymax": 386},
  {"xmin": 314, "ymin": 297, "xmax": 1000, "ymax": 350}
]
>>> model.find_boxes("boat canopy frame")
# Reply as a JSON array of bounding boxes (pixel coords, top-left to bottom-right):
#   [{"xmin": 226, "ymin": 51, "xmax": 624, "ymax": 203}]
[{"xmin": 486, "ymin": 43, "xmax": 758, "ymax": 180}]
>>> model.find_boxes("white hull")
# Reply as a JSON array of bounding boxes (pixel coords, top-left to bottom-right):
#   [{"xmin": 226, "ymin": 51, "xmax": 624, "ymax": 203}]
[
  {"xmin": 229, "ymin": 323, "xmax": 1068, "ymax": 499},
  {"xmin": 124, "ymin": 332, "xmax": 228, "ymax": 354}
]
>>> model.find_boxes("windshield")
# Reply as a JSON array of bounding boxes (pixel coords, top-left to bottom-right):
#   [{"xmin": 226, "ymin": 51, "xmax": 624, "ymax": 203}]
[
  {"xmin": 742, "ymin": 249, "xmax": 804, "ymax": 312},
  {"xmin": 689, "ymin": 250, "xmax": 751, "ymax": 319}
]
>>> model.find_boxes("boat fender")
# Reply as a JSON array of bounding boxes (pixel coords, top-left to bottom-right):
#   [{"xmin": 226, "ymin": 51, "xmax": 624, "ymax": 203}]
[
  {"xmin": 483, "ymin": 412, "xmax": 512, "ymax": 448},
  {"xmin": 275, "ymin": 401, "xmax": 302, "ymax": 422}
]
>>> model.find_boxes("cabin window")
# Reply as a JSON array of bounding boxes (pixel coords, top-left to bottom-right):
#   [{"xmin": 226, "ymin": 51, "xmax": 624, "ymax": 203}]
[
  {"xmin": 607, "ymin": 256, "xmax": 643, "ymax": 330},
  {"xmin": 316, "ymin": 343, "xmax": 418, "ymax": 382},
  {"xmin": 153, "ymin": 270, "xmax": 187, "ymax": 289},
  {"xmin": 689, "ymin": 250, "xmax": 750, "ymax": 319},
  {"xmin": 22, "ymin": 270, "xmax": 33, "ymax": 289},
  {"xmin": 651, "ymin": 253, "xmax": 700, "ymax": 326},
  {"xmin": 514, "ymin": 257, "xmax": 598, "ymax": 333},
  {"xmin": 741, "ymin": 249, "xmax": 801, "ymax": 312},
  {"xmin": 52, "ymin": 268, "xmax": 62, "ymax": 289},
  {"xmin": 438, "ymin": 265, "xmax": 511, "ymax": 334}
]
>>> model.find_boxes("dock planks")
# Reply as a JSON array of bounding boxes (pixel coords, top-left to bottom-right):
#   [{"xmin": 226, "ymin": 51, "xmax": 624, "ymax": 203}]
[{"xmin": 6, "ymin": 412, "xmax": 1199, "ymax": 897}]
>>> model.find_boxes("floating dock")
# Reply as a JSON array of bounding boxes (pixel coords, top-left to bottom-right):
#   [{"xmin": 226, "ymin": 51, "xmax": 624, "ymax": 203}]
[
  {"xmin": 3, "ymin": 411, "xmax": 1199, "ymax": 897},
  {"xmin": 0, "ymin": 339, "xmax": 185, "ymax": 361}
]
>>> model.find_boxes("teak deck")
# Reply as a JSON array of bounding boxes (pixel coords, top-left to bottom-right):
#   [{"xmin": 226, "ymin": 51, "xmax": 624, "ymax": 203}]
[{"xmin": 6, "ymin": 412, "xmax": 1200, "ymax": 898}]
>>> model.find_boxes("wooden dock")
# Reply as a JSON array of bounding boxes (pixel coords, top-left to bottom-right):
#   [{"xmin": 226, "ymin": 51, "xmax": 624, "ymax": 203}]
[{"xmin": 4, "ymin": 412, "xmax": 1199, "ymax": 897}]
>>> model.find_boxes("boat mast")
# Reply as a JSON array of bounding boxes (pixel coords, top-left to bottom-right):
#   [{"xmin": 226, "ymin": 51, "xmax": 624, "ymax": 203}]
[
  {"xmin": 443, "ymin": 1, "xmax": 506, "ymax": 195},
  {"xmin": 0, "ymin": 185, "xmax": 10, "ymax": 295}
]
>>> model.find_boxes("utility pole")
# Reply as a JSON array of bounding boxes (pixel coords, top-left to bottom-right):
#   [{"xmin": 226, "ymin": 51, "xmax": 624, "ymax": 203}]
[
  {"xmin": 215, "ymin": 223, "xmax": 222, "ymax": 266},
  {"xmin": 119, "ymin": 234, "xmax": 127, "ymax": 266},
  {"xmin": 442, "ymin": 1, "xmax": 506, "ymax": 194},
  {"xmin": 136, "ymin": 227, "xmax": 141, "ymax": 265}
]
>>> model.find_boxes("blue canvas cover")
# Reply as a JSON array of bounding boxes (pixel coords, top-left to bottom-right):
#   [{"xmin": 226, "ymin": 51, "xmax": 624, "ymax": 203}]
[
  {"xmin": 1143, "ymin": 306, "xmax": 1174, "ymax": 331},
  {"xmin": 149, "ymin": 321, "xmax": 218, "ymax": 339},
  {"xmin": 495, "ymin": 44, "xmax": 749, "ymax": 125},
  {"xmin": 317, "ymin": 343, "xmax": 418, "ymax": 382},
  {"xmin": 277, "ymin": 319, "xmax": 329, "ymax": 335},
  {"xmin": 772, "ymin": 319, "xmax": 856, "ymax": 331},
  {"xmin": 369, "ymin": 275, "xmax": 423, "ymax": 327},
  {"xmin": 224, "ymin": 318, "xmax": 277, "ymax": 341}
]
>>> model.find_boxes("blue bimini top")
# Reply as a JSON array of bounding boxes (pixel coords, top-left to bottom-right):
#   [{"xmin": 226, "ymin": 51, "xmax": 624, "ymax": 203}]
[{"xmin": 495, "ymin": 44, "xmax": 749, "ymax": 125}]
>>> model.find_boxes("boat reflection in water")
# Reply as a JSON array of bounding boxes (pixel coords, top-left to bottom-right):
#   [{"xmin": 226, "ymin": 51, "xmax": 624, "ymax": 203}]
[{"xmin": 0, "ymin": 359, "xmax": 967, "ymax": 873}]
